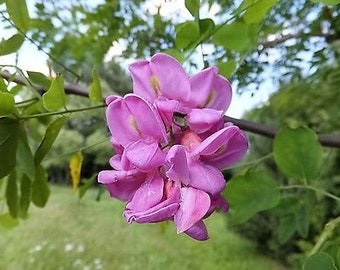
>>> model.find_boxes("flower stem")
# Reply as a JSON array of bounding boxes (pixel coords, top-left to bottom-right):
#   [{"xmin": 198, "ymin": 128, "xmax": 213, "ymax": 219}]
[
  {"xmin": 279, "ymin": 185, "xmax": 340, "ymax": 203},
  {"xmin": 228, "ymin": 152, "xmax": 274, "ymax": 170},
  {"xmin": 308, "ymin": 216, "xmax": 340, "ymax": 256},
  {"xmin": 17, "ymin": 104, "xmax": 106, "ymax": 120}
]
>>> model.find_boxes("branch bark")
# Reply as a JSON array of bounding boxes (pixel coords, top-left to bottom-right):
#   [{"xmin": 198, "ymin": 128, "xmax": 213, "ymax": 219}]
[
  {"xmin": 260, "ymin": 32, "xmax": 332, "ymax": 49},
  {"xmin": 2, "ymin": 71, "xmax": 340, "ymax": 148}
]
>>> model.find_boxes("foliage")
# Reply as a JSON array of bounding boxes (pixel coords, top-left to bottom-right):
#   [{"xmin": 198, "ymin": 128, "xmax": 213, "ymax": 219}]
[
  {"xmin": 1, "ymin": 0, "xmax": 340, "ymax": 268},
  {"xmin": 235, "ymin": 63, "xmax": 340, "ymax": 267},
  {"xmin": 0, "ymin": 185, "xmax": 285, "ymax": 270}
]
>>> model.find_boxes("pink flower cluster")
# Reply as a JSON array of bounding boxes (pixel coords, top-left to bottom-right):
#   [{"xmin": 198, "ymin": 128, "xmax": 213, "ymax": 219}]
[{"xmin": 98, "ymin": 53, "xmax": 248, "ymax": 240}]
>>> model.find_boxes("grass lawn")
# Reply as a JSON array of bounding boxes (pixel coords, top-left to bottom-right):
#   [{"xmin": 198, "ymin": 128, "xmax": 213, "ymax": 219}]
[{"xmin": 0, "ymin": 185, "xmax": 286, "ymax": 270}]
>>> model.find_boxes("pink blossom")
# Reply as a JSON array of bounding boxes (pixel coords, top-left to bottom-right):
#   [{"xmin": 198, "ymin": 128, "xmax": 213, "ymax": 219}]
[{"xmin": 98, "ymin": 53, "xmax": 248, "ymax": 241}]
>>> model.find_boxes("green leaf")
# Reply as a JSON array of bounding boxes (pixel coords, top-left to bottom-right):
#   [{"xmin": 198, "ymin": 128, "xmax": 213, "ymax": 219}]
[
  {"xmin": 303, "ymin": 252, "xmax": 338, "ymax": 270},
  {"xmin": 310, "ymin": 0, "xmax": 340, "ymax": 5},
  {"xmin": 199, "ymin": 18, "xmax": 215, "ymax": 40},
  {"xmin": 296, "ymin": 203, "xmax": 309, "ymax": 238},
  {"xmin": 162, "ymin": 49, "xmax": 185, "ymax": 63},
  {"xmin": 273, "ymin": 127, "xmax": 323, "ymax": 181},
  {"xmin": 185, "ymin": 0, "xmax": 200, "ymax": 18},
  {"xmin": 224, "ymin": 170, "xmax": 280, "ymax": 224},
  {"xmin": 212, "ymin": 22, "xmax": 251, "ymax": 52},
  {"xmin": 0, "ymin": 92, "xmax": 16, "ymax": 115},
  {"xmin": 89, "ymin": 68, "xmax": 103, "ymax": 102},
  {"xmin": 0, "ymin": 33, "xmax": 25, "ymax": 56},
  {"xmin": 42, "ymin": 74, "xmax": 66, "ymax": 111},
  {"xmin": 0, "ymin": 118, "xmax": 20, "ymax": 178},
  {"xmin": 19, "ymin": 174, "xmax": 31, "ymax": 219},
  {"xmin": 0, "ymin": 213, "xmax": 19, "ymax": 229},
  {"xmin": 27, "ymin": 71, "xmax": 51, "ymax": 89},
  {"xmin": 0, "ymin": 77, "xmax": 8, "ymax": 92},
  {"xmin": 277, "ymin": 214, "xmax": 296, "ymax": 244},
  {"xmin": 243, "ymin": 0, "xmax": 279, "ymax": 24},
  {"xmin": 5, "ymin": 0, "xmax": 30, "ymax": 32},
  {"xmin": 35, "ymin": 116, "xmax": 66, "ymax": 165},
  {"xmin": 16, "ymin": 127, "xmax": 35, "ymax": 179},
  {"xmin": 6, "ymin": 171, "xmax": 18, "ymax": 218},
  {"xmin": 31, "ymin": 165, "xmax": 50, "ymax": 207},
  {"xmin": 175, "ymin": 21, "xmax": 200, "ymax": 49},
  {"xmin": 217, "ymin": 60, "xmax": 237, "ymax": 78}
]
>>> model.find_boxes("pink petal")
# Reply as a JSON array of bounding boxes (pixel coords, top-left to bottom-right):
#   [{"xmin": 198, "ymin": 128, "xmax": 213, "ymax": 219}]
[
  {"xmin": 184, "ymin": 220, "xmax": 209, "ymax": 241},
  {"xmin": 187, "ymin": 159, "xmax": 226, "ymax": 195},
  {"xmin": 129, "ymin": 60, "xmax": 158, "ymax": 101},
  {"xmin": 106, "ymin": 94, "xmax": 167, "ymax": 147},
  {"xmin": 174, "ymin": 187, "xmax": 210, "ymax": 233},
  {"xmin": 98, "ymin": 169, "xmax": 146, "ymax": 202},
  {"xmin": 150, "ymin": 53, "xmax": 191, "ymax": 102},
  {"xmin": 124, "ymin": 185, "xmax": 181, "ymax": 224},
  {"xmin": 186, "ymin": 108, "xmax": 223, "ymax": 134},
  {"xmin": 166, "ymin": 145, "xmax": 189, "ymax": 185},
  {"xmin": 188, "ymin": 67, "xmax": 217, "ymax": 107},
  {"xmin": 125, "ymin": 140, "xmax": 166, "ymax": 172},
  {"xmin": 126, "ymin": 172, "xmax": 164, "ymax": 211},
  {"xmin": 189, "ymin": 67, "xmax": 232, "ymax": 112},
  {"xmin": 154, "ymin": 98, "xmax": 188, "ymax": 127},
  {"xmin": 192, "ymin": 125, "xmax": 248, "ymax": 169},
  {"xmin": 205, "ymin": 194, "xmax": 229, "ymax": 218}
]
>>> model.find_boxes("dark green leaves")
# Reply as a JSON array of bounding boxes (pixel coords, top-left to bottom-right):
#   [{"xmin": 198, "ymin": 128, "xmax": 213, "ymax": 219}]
[
  {"xmin": 225, "ymin": 170, "xmax": 280, "ymax": 224},
  {"xmin": 5, "ymin": 0, "xmax": 30, "ymax": 32},
  {"xmin": 274, "ymin": 127, "xmax": 323, "ymax": 181},
  {"xmin": 6, "ymin": 172, "xmax": 18, "ymax": 218},
  {"xmin": 35, "ymin": 117, "xmax": 66, "ymax": 165},
  {"xmin": 0, "ymin": 118, "xmax": 20, "ymax": 178},
  {"xmin": 0, "ymin": 33, "xmax": 25, "ymax": 56},
  {"xmin": 42, "ymin": 74, "xmax": 66, "ymax": 111},
  {"xmin": 31, "ymin": 165, "xmax": 50, "ymax": 207}
]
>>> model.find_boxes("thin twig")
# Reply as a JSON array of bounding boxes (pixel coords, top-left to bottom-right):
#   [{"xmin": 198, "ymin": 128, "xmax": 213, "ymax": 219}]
[{"xmin": 1, "ymin": 70, "xmax": 340, "ymax": 148}]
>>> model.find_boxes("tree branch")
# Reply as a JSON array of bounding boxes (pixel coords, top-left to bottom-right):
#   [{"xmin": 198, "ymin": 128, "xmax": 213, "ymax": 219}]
[
  {"xmin": 224, "ymin": 116, "xmax": 340, "ymax": 148},
  {"xmin": 0, "ymin": 70, "xmax": 90, "ymax": 98},
  {"xmin": 2, "ymin": 71, "xmax": 340, "ymax": 148},
  {"xmin": 260, "ymin": 32, "xmax": 333, "ymax": 49}
]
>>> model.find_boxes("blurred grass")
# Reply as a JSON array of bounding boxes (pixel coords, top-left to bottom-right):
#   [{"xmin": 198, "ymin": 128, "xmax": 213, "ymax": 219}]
[{"xmin": 0, "ymin": 185, "xmax": 286, "ymax": 270}]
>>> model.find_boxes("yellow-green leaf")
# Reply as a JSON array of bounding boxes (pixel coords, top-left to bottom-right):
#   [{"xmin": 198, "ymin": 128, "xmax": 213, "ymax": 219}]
[
  {"xmin": 243, "ymin": 0, "xmax": 279, "ymax": 24},
  {"xmin": 212, "ymin": 22, "xmax": 251, "ymax": 52},
  {"xmin": 0, "ymin": 92, "xmax": 16, "ymax": 115},
  {"xmin": 217, "ymin": 60, "xmax": 237, "ymax": 78},
  {"xmin": 27, "ymin": 71, "xmax": 51, "ymax": 89},
  {"xmin": 69, "ymin": 151, "xmax": 83, "ymax": 191},
  {"xmin": 89, "ymin": 68, "xmax": 103, "ymax": 102},
  {"xmin": 0, "ymin": 213, "xmax": 19, "ymax": 229},
  {"xmin": 310, "ymin": 0, "xmax": 340, "ymax": 5},
  {"xmin": 42, "ymin": 74, "xmax": 66, "ymax": 111},
  {"xmin": 0, "ymin": 33, "xmax": 25, "ymax": 56},
  {"xmin": 5, "ymin": 0, "xmax": 30, "ymax": 32}
]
